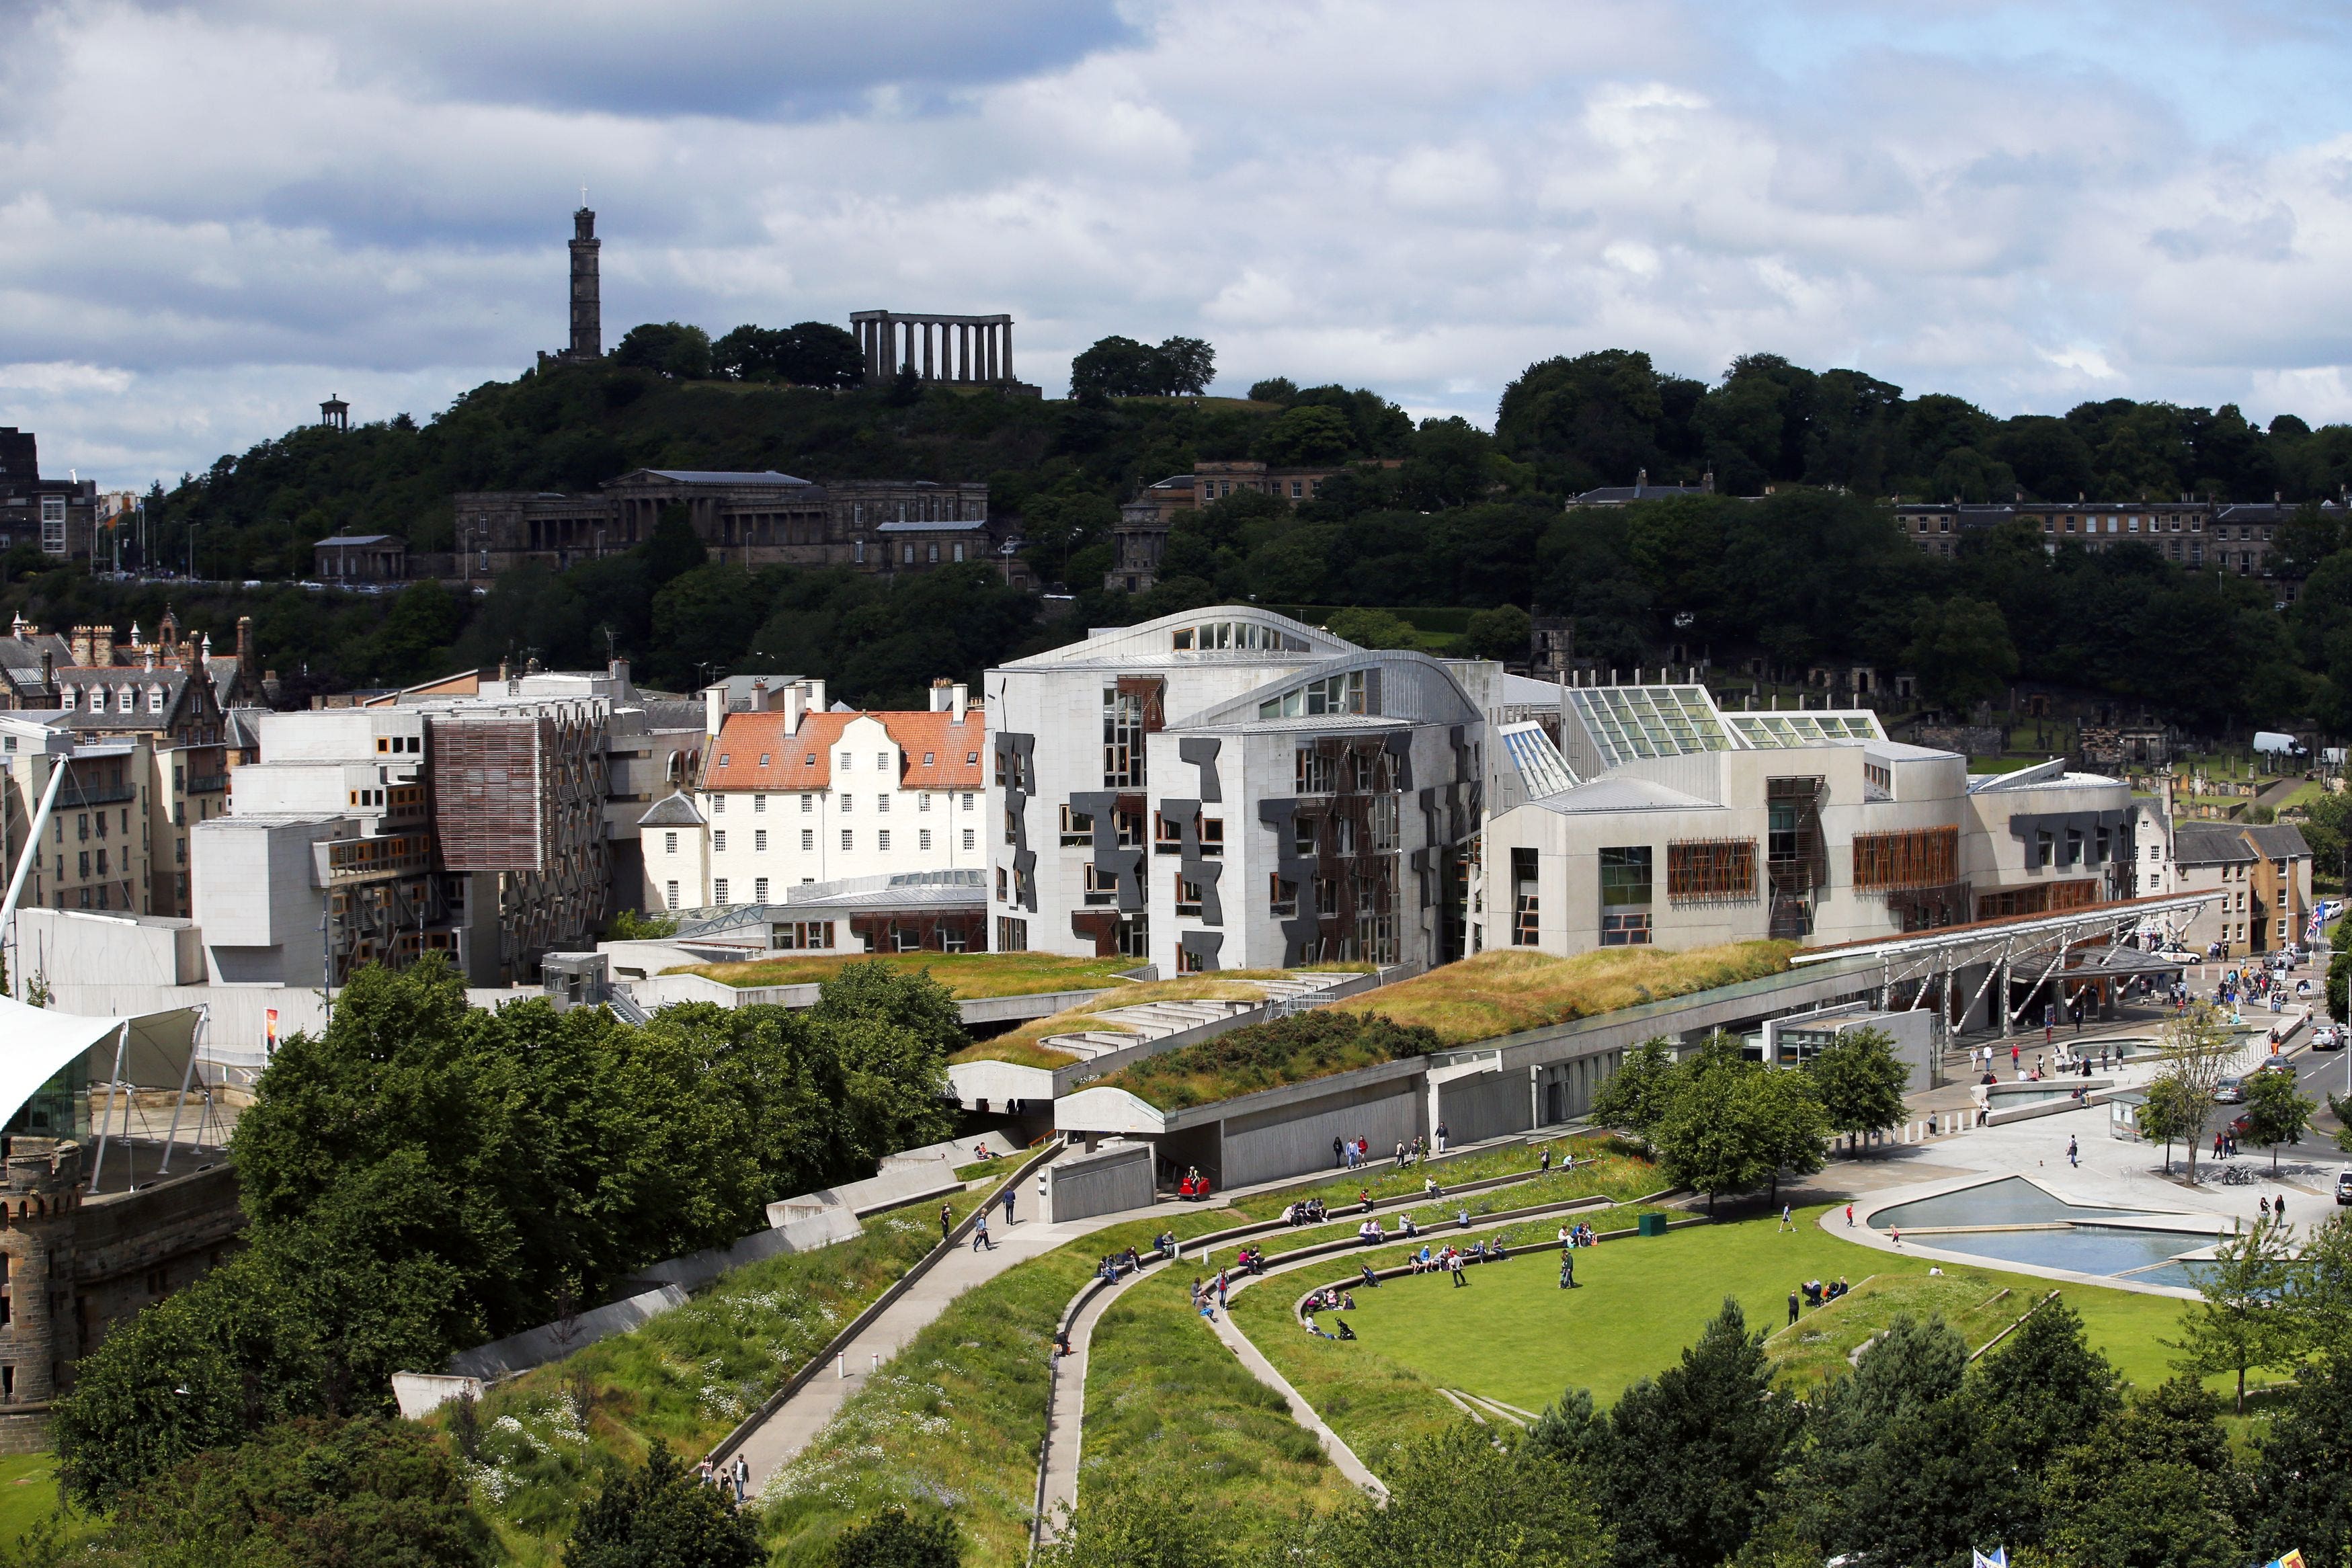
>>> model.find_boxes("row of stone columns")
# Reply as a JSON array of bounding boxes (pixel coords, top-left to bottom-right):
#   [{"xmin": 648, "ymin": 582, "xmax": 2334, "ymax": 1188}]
[{"xmin": 857, "ymin": 317, "xmax": 1013, "ymax": 386}]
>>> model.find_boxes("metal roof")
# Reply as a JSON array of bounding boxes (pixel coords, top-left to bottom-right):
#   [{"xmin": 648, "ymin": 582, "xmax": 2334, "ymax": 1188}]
[{"xmin": 633, "ymin": 469, "xmax": 811, "ymax": 487}]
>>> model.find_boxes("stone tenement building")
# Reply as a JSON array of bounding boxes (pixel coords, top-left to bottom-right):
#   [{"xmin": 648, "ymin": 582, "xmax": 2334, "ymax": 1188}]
[
  {"xmin": 0, "ymin": 429, "xmax": 98, "ymax": 564},
  {"xmin": 452, "ymin": 468, "xmax": 1022, "ymax": 582},
  {"xmin": 0, "ymin": 1139, "xmax": 244, "ymax": 1451},
  {"xmin": 1896, "ymin": 493, "xmax": 2343, "ymax": 600}
]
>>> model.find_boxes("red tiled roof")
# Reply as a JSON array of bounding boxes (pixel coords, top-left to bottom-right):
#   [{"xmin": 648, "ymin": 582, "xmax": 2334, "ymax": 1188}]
[{"xmin": 704, "ymin": 708, "xmax": 985, "ymax": 792}]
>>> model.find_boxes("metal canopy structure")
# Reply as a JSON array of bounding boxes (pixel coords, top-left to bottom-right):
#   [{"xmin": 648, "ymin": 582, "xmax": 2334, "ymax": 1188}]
[{"xmin": 1789, "ymin": 891, "xmax": 2219, "ymax": 1034}]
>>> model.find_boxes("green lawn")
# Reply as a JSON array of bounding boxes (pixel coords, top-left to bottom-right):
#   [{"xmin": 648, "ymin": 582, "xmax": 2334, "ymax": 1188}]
[
  {"xmin": 1240, "ymin": 1205, "xmax": 2198, "ymax": 1463},
  {"xmin": 672, "ymin": 951, "xmax": 1141, "ymax": 997},
  {"xmin": 0, "ymin": 1455, "xmax": 87, "ymax": 1555}
]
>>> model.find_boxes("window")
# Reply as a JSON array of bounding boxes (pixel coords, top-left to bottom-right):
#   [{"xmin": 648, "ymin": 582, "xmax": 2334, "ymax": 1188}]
[
  {"xmin": 148, "ymin": 686, "xmax": 165, "ymax": 714},
  {"xmin": 1103, "ymin": 687, "xmax": 1147, "ymax": 787},
  {"xmin": 1155, "ymin": 812, "xmax": 1185, "ymax": 854},
  {"xmin": 842, "ymin": 794, "xmax": 852, "ymax": 813},
  {"xmin": 1177, "ymin": 944, "xmax": 1207, "ymax": 974},
  {"xmin": 712, "ymin": 830, "xmax": 727, "ymax": 853},
  {"xmin": 840, "ymin": 751, "xmax": 853, "ymax": 770},
  {"xmin": 997, "ymin": 915, "xmax": 1028, "ymax": 952},
  {"xmin": 877, "ymin": 752, "xmax": 889, "ymax": 770},
  {"xmin": 997, "ymin": 866, "xmax": 1008, "ymax": 901},
  {"xmin": 774, "ymin": 919, "xmax": 836, "ymax": 950},
  {"xmin": 1201, "ymin": 817, "xmax": 1224, "ymax": 856},
  {"xmin": 1270, "ymin": 875, "xmax": 1299, "ymax": 915},
  {"xmin": 1294, "ymin": 816, "xmax": 1317, "ymax": 856},
  {"xmin": 1176, "ymin": 874, "xmax": 1203, "ymax": 916},
  {"xmin": 877, "ymin": 794, "xmax": 889, "ymax": 813},
  {"xmin": 1599, "ymin": 846, "xmax": 1653, "ymax": 947},
  {"xmin": 1116, "ymin": 808, "xmax": 1145, "ymax": 848},
  {"xmin": 801, "ymin": 793, "xmax": 813, "ymax": 812},
  {"xmin": 842, "ymin": 830, "xmax": 854, "ymax": 851},
  {"xmin": 1083, "ymin": 864, "xmax": 1118, "ymax": 905},
  {"xmin": 714, "ymin": 878, "xmax": 730, "ymax": 905},
  {"xmin": 754, "ymin": 829, "xmax": 767, "ymax": 852},
  {"xmin": 664, "ymin": 831, "xmax": 678, "ymax": 854},
  {"xmin": 40, "ymin": 497, "xmax": 66, "ymax": 554},
  {"xmin": 962, "ymin": 791, "xmax": 975, "ymax": 810},
  {"xmin": 88, "ymin": 688, "xmax": 105, "ymax": 714},
  {"xmin": 962, "ymin": 829, "xmax": 975, "ymax": 850},
  {"xmin": 920, "ymin": 829, "xmax": 932, "ymax": 850},
  {"xmin": 712, "ymin": 794, "xmax": 725, "ymax": 813},
  {"xmin": 1258, "ymin": 669, "xmax": 1369, "ymax": 721},
  {"xmin": 719, "ymin": 754, "xmax": 731, "ymax": 767},
  {"xmin": 879, "ymin": 830, "xmax": 891, "ymax": 851},
  {"xmin": 920, "ymin": 790, "xmax": 932, "ymax": 810},
  {"xmin": 1116, "ymin": 911, "xmax": 1149, "ymax": 959},
  {"xmin": 801, "ymin": 829, "xmax": 814, "ymax": 851},
  {"xmin": 2035, "ymin": 829, "xmax": 2054, "ymax": 869},
  {"xmin": 1295, "ymin": 747, "xmax": 1335, "ymax": 793},
  {"xmin": 1667, "ymin": 839, "xmax": 1757, "ymax": 903},
  {"xmin": 754, "ymin": 794, "xmax": 766, "ymax": 811},
  {"xmin": 1314, "ymin": 875, "xmax": 1340, "ymax": 917}
]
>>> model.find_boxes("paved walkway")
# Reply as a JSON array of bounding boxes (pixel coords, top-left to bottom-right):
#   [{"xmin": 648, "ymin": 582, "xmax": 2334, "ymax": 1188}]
[{"xmin": 738, "ymin": 1198, "xmax": 1137, "ymax": 1494}]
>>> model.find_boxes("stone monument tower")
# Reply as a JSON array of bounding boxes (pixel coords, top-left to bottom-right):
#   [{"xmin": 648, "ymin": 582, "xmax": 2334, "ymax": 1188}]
[{"xmin": 569, "ymin": 206, "xmax": 602, "ymax": 360}]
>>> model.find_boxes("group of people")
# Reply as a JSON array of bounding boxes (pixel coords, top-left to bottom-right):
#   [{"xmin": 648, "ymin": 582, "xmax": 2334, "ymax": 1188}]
[
  {"xmin": 1555, "ymin": 1221, "xmax": 1596, "ymax": 1249},
  {"xmin": 1404, "ymin": 1236, "xmax": 1508, "ymax": 1283},
  {"xmin": 1281, "ymin": 1196, "xmax": 1331, "ymax": 1226},
  {"xmin": 1332, "ymin": 1124, "xmax": 1453, "ymax": 1173},
  {"xmin": 1094, "ymin": 1245, "xmax": 1144, "ymax": 1282},
  {"xmin": 696, "ymin": 1454, "xmax": 754, "ymax": 1510}
]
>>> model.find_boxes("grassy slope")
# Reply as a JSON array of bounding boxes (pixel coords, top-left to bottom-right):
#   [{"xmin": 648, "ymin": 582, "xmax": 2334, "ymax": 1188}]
[
  {"xmin": 1328, "ymin": 942, "xmax": 1797, "ymax": 1047},
  {"xmin": 762, "ymin": 1146, "xmax": 1638, "ymax": 1565},
  {"xmin": 0, "ymin": 1455, "xmax": 93, "ymax": 1556},
  {"xmin": 453, "ymin": 1188, "xmax": 990, "ymax": 1565},
  {"xmin": 1238, "ymin": 1204, "xmax": 2196, "ymax": 1469},
  {"xmin": 674, "ymin": 952, "xmax": 1139, "ymax": 997}
]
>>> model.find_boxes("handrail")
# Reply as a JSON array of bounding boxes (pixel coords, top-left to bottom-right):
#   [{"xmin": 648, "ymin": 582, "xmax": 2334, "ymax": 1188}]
[{"xmin": 702, "ymin": 1138, "xmax": 1062, "ymax": 1472}]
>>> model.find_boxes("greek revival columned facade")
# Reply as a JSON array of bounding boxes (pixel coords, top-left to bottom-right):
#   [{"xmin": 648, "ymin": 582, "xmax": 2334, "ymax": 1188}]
[{"xmin": 851, "ymin": 311, "xmax": 1015, "ymax": 386}]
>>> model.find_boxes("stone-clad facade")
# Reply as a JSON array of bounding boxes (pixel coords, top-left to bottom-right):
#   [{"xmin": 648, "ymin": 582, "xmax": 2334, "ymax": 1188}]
[{"xmin": 0, "ymin": 1139, "xmax": 244, "ymax": 1452}]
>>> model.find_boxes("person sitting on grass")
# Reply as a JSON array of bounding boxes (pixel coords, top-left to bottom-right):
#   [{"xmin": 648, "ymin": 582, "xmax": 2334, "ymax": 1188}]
[
  {"xmin": 1305, "ymin": 1313, "xmax": 1332, "ymax": 1339},
  {"xmin": 1342, "ymin": 1290, "xmax": 1356, "ymax": 1310}
]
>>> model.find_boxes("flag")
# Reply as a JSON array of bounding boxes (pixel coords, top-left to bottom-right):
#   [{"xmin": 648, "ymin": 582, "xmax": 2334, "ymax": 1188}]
[
  {"xmin": 263, "ymin": 1007, "xmax": 279, "ymax": 1057},
  {"xmin": 2264, "ymin": 1551, "xmax": 2308, "ymax": 1568},
  {"xmin": 1974, "ymin": 1550, "xmax": 2008, "ymax": 1568}
]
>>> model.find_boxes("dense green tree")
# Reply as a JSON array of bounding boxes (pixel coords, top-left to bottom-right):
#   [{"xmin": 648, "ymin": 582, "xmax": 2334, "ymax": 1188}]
[
  {"xmin": 1320, "ymin": 607, "xmax": 1421, "ymax": 649},
  {"xmin": 2240, "ymin": 1068, "xmax": 2316, "ymax": 1171},
  {"xmin": 613, "ymin": 322, "xmax": 714, "ymax": 380},
  {"xmin": 2250, "ymin": 1350, "xmax": 2352, "ymax": 1568},
  {"xmin": 1648, "ymin": 1036, "xmax": 1826, "ymax": 1209},
  {"xmin": 1247, "ymin": 376, "xmax": 1298, "ymax": 404},
  {"xmin": 1463, "ymin": 603, "xmax": 1532, "ymax": 661},
  {"xmin": 1585, "ymin": 1038, "xmax": 1678, "ymax": 1153},
  {"xmin": 1307, "ymin": 1424, "xmax": 1609, "ymax": 1568},
  {"xmin": 827, "ymin": 1506, "xmax": 963, "ymax": 1568},
  {"xmin": 1904, "ymin": 595, "xmax": 2020, "ymax": 711},
  {"xmin": 1803, "ymin": 1025, "xmax": 1910, "ymax": 1149},
  {"xmin": 1590, "ymin": 1298, "xmax": 1796, "ymax": 1568},
  {"xmin": 2171, "ymin": 1217, "xmax": 2305, "ymax": 1414},
  {"xmin": 1254, "ymin": 406, "xmax": 1356, "ymax": 467},
  {"xmin": 2042, "ymin": 1377, "xmax": 2246, "ymax": 1568},
  {"xmin": 95, "ymin": 1417, "xmax": 494, "ymax": 1568},
  {"xmin": 565, "ymin": 1441, "xmax": 762, "ymax": 1568},
  {"xmin": 1970, "ymin": 1299, "xmax": 2121, "ymax": 1482}
]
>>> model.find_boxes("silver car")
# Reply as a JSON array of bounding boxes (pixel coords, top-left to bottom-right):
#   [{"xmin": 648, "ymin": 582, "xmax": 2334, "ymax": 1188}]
[{"xmin": 2214, "ymin": 1076, "xmax": 2246, "ymax": 1104}]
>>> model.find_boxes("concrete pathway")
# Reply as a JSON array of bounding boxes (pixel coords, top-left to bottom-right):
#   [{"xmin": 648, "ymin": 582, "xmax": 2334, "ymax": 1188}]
[{"xmin": 737, "ymin": 1201, "xmax": 1137, "ymax": 1493}]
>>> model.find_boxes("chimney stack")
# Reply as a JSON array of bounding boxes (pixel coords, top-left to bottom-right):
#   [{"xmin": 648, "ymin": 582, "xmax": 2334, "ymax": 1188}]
[
  {"xmin": 704, "ymin": 683, "xmax": 725, "ymax": 742},
  {"xmin": 780, "ymin": 680, "xmax": 805, "ymax": 735},
  {"xmin": 38, "ymin": 649, "xmax": 52, "ymax": 694},
  {"xmin": 748, "ymin": 679, "xmax": 770, "ymax": 714},
  {"xmin": 237, "ymin": 615, "xmax": 258, "ymax": 684},
  {"xmin": 952, "ymin": 682, "xmax": 969, "ymax": 724},
  {"xmin": 608, "ymin": 655, "xmax": 629, "ymax": 692},
  {"xmin": 805, "ymin": 678, "xmax": 826, "ymax": 714},
  {"xmin": 930, "ymin": 677, "xmax": 952, "ymax": 713}
]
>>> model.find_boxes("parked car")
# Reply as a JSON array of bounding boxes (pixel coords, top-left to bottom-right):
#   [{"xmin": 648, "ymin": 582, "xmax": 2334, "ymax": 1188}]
[
  {"xmin": 2214, "ymin": 1077, "xmax": 2246, "ymax": 1104},
  {"xmin": 2338, "ymin": 1169, "xmax": 2352, "ymax": 1207}
]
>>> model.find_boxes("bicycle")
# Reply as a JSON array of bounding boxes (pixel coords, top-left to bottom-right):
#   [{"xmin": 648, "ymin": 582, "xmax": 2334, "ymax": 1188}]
[{"xmin": 2217, "ymin": 1165, "xmax": 2254, "ymax": 1187}]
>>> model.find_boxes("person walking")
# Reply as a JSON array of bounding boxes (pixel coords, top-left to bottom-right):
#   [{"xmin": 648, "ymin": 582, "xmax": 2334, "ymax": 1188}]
[
  {"xmin": 2067, "ymin": 1136, "xmax": 2078, "ymax": 1169},
  {"xmin": 1561, "ymin": 1250, "xmax": 1576, "ymax": 1289},
  {"xmin": 1779, "ymin": 1203, "xmax": 1793, "ymax": 1233},
  {"xmin": 940, "ymin": 1202, "xmax": 952, "ymax": 1243},
  {"xmin": 1333, "ymin": 1135, "xmax": 1346, "ymax": 1170},
  {"xmin": 1788, "ymin": 1288, "xmax": 1801, "ymax": 1326},
  {"xmin": 1436, "ymin": 1120, "xmax": 1450, "ymax": 1154},
  {"xmin": 1450, "ymin": 1251, "xmax": 1467, "ymax": 1287},
  {"xmin": 1844, "ymin": 1203, "xmax": 1855, "ymax": 1228},
  {"xmin": 1002, "ymin": 1183, "xmax": 1016, "ymax": 1227},
  {"xmin": 972, "ymin": 1211, "xmax": 993, "ymax": 1251},
  {"xmin": 1540, "ymin": 1145, "xmax": 1553, "ymax": 1173},
  {"xmin": 2011, "ymin": 1042, "xmax": 2022, "ymax": 1073}
]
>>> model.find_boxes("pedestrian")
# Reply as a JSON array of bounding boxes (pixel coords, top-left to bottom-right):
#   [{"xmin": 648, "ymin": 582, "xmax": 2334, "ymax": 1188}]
[
  {"xmin": 1541, "ymin": 1145, "xmax": 1553, "ymax": 1173},
  {"xmin": 1436, "ymin": 1120, "xmax": 1449, "ymax": 1153},
  {"xmin": 1450, "ymin": 1251, "xmax": 1467, "ymax": 1287},
  {"xmin": 1002, "ymin": 1184, "xmax": 1016, "ymax": 1227},
  {"xmin": 2277, "ymin": 1197, "xmax": 2287, "ymax": 1227},
  {"xmin": 2067, "ymin": 1136, "xmax": 2078, "ymax": 1169},
  {"xmin": 1333, "ymin": 1134, "xmax": 1346, "ymax": 1169},
  {"xmin": 940, "ymin": 1202, "xmax": 952, "ymax": 1243},
  {"xmin": 2260, "ymin": 1195, "xmax": 2271, "ymax": 1221},
  {"xmin": 973, "ymin": 1211, "xmax": 993, "ymax": 1251},
  {"xmin": 733, "ymin": 1453, "xmax": 749, "ymax": 1499},
  {"xmin": 1559, "ymin": 1254, "xmax": 1574, "ymax": 1289},
  {"xmin": 1891, "ymin": 1225, "xmax": 1902, "ymax": 1247},
  {"xmin": 1845, "ymin": 1203, "xmax": 1855, "ymax": 1228},
  {"xmin": 1788, "ymin": 1289, "xmax": 1800, "ymax": 1326},
  {"xmin": 1779, "ymin": 1203, "xmax": 1793, "ymax": 1233},
  {"xmin": 2012, "ymin": 1043, "xmax": 2021, "ymax": 1073},
  {"xmin": 2214, "ymin": 1130, "xmax": 2225, "ymax": 1160}
]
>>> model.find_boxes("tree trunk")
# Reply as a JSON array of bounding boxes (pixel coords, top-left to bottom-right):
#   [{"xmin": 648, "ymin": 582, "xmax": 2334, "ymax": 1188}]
[{"xmin": 2237, "ymin": 1364, "xmax": 2246, "ymax": 1417}]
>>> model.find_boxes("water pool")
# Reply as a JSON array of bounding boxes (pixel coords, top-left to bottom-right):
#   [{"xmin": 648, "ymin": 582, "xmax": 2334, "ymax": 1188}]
[{"xmin": 1916, "ymin": 1224, "xmax": 2207, "ymax": 1278}]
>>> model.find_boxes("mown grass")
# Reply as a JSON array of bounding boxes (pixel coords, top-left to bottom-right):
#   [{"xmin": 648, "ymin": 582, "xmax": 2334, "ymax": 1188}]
[
  {"xmin": 760, "ymin": 1206, "xmax": 1254, "ymax": 1568},
  {"xmin": 449, "ymin": 1187, "xmax": 991, "ymax": 1566},
  {"xmin": 1241, "ymin": 1204, "xmax": 2200, "ymax": 1470},
  {"xmin": 1327, "ymin": 942, "xmax": 1797, "ymax": 1046},
  {"xmin": 674, "ymin": 951, "xmax": 1142, "ymax": 997},
  {"xmin": 1764, "ymin": 1269, "xmax": 2041, "ymax": 1391},
  {"xmin": 0, "ymin": 1455, "xmax": 94, "ymax": 1557},
  {"xmin": 946, "ymin": 969, "xmax": 1372, "ymax": 1071}
]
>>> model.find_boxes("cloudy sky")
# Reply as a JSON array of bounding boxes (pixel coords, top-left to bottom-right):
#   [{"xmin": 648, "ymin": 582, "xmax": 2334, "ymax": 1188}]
[{"xmin": 5, "ymin": 0, "xmax": 2352, "ymax": 488}]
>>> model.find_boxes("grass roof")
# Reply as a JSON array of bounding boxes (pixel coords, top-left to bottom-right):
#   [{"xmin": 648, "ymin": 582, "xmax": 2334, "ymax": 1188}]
[
  {"xmin": 1326, "ymin": 940, "xmax": 1797, "ymax": 1047},
  {"xmin": 1092, "ymin": 1010, "xmax": 1437, "ymax": 1111},
  {"xmin": 665, "ymin": 950, "xmax": 1141, "ymax": 999},
  {"xmin": 947, "ymin": 971, "xmax": 1351, "ymax": 1071}
]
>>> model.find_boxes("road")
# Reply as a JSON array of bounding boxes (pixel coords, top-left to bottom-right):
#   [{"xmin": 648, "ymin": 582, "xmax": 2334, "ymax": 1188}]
[{"xmin": 2291, "ymin": 1038, "xmax": 2349, "ymax": 1141}]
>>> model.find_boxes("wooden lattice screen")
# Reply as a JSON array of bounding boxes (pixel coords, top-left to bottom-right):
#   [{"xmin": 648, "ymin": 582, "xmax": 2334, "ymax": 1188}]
[
  {"xmin": 1851, "ymin": 826, "xmax": 1959, "ymax": 891},
  {"xmin": 1667, "ymin": 838, "xmax": 1758, "ymax": 903}
]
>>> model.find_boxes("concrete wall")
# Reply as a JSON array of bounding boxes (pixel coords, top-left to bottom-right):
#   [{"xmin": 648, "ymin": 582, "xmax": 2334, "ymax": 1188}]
[
  {"xmin": 1046, "ymin": 1141, "xmax": 1154, "ymax": 1223},
  {"xmin": 1219, "ymin": 1075, "xmax": 1422, "ymax": 1189},
  {"xmin": 192, "ymin": 815, "xmax": 345, "ymax": 984},
  {"xmin": 1437, "ymin": 1066, "xmax": 1532, "ymax": 1147},
  {"xmin": 17, "ymin": 908, "xmax": 200, "ymax": 987}
]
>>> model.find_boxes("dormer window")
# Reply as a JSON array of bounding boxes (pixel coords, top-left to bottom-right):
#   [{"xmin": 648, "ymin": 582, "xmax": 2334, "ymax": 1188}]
[{"xmin": 87, "ymin": 688, "xmax": 104, "ymax": 714}]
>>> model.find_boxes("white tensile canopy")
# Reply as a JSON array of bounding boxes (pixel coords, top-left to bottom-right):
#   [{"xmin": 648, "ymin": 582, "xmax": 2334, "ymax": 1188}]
[{"xmin": 0, "ymin": 996, "xmax": 207, "ymax": 1190}]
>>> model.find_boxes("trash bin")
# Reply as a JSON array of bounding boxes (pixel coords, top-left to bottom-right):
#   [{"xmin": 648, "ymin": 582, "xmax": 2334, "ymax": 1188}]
[{"xmin": 1636, "ymin": 1213, "xmax": 1668, "ymax": 1237}]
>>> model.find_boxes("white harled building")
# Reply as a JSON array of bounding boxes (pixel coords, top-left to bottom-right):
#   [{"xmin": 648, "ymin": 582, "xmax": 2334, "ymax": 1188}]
[{"xmin": 985, "ymin": 606, "xmax": 1489, "ymax": 975}]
